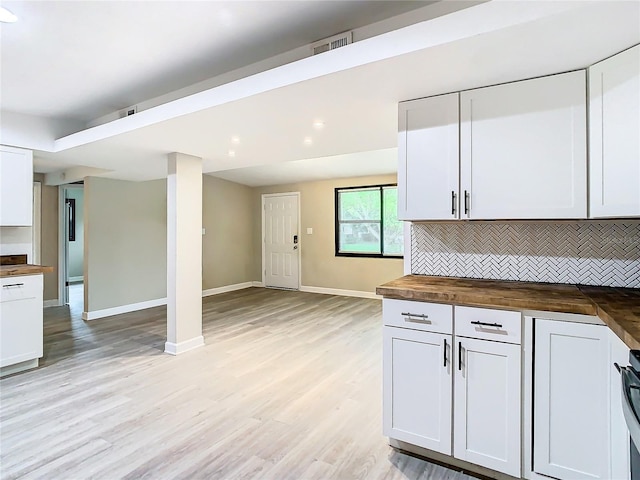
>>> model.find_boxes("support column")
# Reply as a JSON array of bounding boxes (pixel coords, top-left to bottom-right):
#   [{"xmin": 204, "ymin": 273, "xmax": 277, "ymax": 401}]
[{"xmin": 165, "ymin": 152, "xmax": 204, "ymax": 355}]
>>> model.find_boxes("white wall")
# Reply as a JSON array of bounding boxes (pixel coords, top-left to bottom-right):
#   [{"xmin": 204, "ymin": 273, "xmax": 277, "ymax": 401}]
[{"xmin": 0, "ymin": 227, "xmax": 32, "ymax": 262}]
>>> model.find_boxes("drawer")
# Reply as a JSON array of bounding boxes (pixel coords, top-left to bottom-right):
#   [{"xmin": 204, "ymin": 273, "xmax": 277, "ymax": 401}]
[
  {"xmin": 383, "ymin": 298, "xmax": 453, "ymax": 334},
  {"xmin": 455, "ymin": 306, "xmax": 522, "ymax": 344},
  {"xmin": 0, "ymin": 275, "xmax": 42, "ymax": 303}
]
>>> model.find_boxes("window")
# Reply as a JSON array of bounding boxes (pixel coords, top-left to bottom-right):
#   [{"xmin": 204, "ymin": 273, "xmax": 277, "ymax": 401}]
[{"xmin": 335, "ymin": 184, "xmax": 403, "ymax": 257}]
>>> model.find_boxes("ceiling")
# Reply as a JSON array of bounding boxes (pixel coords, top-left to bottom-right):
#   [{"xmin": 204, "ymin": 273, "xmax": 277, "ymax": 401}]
[
  {"xmin": 0, "ymin": 0, "xmax": 430, "ymax": 123},
  {"xmin": 2, "ymin": 1, "xmax": 639, "ymax": 186}
]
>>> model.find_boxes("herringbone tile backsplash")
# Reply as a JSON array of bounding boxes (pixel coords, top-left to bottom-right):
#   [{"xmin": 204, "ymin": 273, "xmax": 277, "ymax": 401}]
[{"xmin": 411, "ymin": 222, "xmax": 640, "ymax": 288}]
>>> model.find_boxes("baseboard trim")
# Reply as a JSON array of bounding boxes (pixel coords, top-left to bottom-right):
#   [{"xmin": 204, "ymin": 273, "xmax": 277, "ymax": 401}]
[
  {"xmin": 69, "ymin": 276, "xmax": 84, "ymax": 283},
  {"xmin": 164, "ymin": 336, "xmax": 205, "ymax": 355},
  {"xmin": 82, "ymin": 282, "xmax": 262, "ymax": 320},
  {"xmin": 43, "ymin": 299, "xmax": 60, "ymax": 308},
  {"xmin": 82, "ymin": 297, "xmax": 168, "ymax": 321},
  {"xmin": 300, "ymin": 285, "xmax": 381, "ymax": 300},
  {"xmin": 1, "ymin": 358, "xmax": 39, "ymax": 378},
  {"xmin": 202, "ymin": 282, "xmax": 255, "ymax": 297}
]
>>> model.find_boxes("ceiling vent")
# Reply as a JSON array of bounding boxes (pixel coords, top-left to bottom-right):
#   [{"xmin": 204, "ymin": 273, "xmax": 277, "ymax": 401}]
[
  {"xmin": 119, "ymin": 105, "xmax": 137, "ymax": 119},
  {"xmin": 311, "ymin": 31, "xmax": 353, "ymax": 56}
]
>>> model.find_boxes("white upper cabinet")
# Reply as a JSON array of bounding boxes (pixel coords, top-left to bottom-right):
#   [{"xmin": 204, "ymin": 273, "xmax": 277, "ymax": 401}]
[
  {"xmin": 460, "ymin": 71, "xmax": 587, "ymax": 219},
  {"xmin": 398, "ymin": 93, "xmax": 459, "ymax": 220},
  {"xmin": 589, "ymin": 45, "xmax": 640, "ymax": 218},
  {"xmin": 0, "ymin": 146, "xmax": 33, "ymax": 227},
  {"xmin": 398, "ymin": 71, "xmax": 588, "ymax": 221}
]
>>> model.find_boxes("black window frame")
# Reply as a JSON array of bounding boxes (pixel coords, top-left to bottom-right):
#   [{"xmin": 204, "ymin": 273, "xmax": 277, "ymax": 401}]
[{"xmin": 334, "ymin": 183, "xmax": 403, "ymax": 259}]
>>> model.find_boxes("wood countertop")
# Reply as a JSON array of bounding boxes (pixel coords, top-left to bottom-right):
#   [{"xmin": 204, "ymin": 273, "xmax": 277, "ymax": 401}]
[
  {"xmin": 0, "ymin": 264, "xmax": 54, "ymax": 277},
  {"xmin": 377, "ymin": 275, "xmax": 640, "ymax": 349}
]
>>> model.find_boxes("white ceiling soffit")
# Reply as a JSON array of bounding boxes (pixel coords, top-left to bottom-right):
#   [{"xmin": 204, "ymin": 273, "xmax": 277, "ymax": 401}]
[
  {"xmin": 209, "ymin": 149, "xmax": 398, "ymax": 187},
  {"xmin": 0, "ymin": 0, "xmax": 433, "ymax": 122},
  {"xmin": 51, "ymin": 0, "xmax": 588, "ymax": 152},
  {"xmin": 32, "ymin": 1, "xmax": 640, "ymax": 184}
]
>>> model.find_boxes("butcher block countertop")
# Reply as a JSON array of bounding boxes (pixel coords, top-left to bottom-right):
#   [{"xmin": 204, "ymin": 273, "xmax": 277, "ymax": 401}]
[
  {"xmin": 377, "ymin": 275, "xmax": 640, "ymax": 349},
  {"xmin": 0, "ymin": 264, "xmax": 54, "ymax": 277}
]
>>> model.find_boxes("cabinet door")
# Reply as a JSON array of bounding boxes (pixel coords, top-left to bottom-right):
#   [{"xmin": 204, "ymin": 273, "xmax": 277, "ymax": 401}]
[
  {"xmin": 0, "ymin": 275, "xmax": 43, "ymax": 368},
  {"xmin": 0, "ymin": 146, "xmax": 33, "ymax": 226},
  {"xmin": 589, "ymin": 45, "xmax": 640, "ymax": 218},
  {"xmin": 398, "ymin": 93, "xmax": 459, "ymax": 220},
  {"xmin": 383, "ymin": 326, "xmax": 452, "ymax": 454},
  {"xmin": 453, "ymin": 337, "xmax": 521, "ymax": 477},
  {"xmin": 460, "ymin": 71, "xmax": 587, "ymax": 219},
  {"xmin": 534, "ymin": 319, "xmax": 609, "ymax": 480},
  {"xmin": 610, "ymin": 329, "xmax": 631, "ymax": 480}
]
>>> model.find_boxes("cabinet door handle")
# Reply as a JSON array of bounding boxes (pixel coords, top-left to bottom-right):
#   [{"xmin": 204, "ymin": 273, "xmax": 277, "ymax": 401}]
[
  {"xmin": 451, "ymin": 191, "xmax": 457, "ymax": 216},
  {"xmin": 464, "ymin": 190, "xmax": 470, "ymax": 215},
  {"xmin": 443, "ymin": 338, "xmax": 447, "ymax": 367},
  {"xmin": 401, "ymin": 312, "xmax": 431, "ymax": 324},
  {"xmin": 458, "ymin": 341, "xmax": 463, "ymax": 371},
  {"xmin": 470, "ymin": 320, "xmax": 503, "ymax": 328},
  {"xmin": 2, "ymin": 283, "xmax": 24, "ymax": 288}
]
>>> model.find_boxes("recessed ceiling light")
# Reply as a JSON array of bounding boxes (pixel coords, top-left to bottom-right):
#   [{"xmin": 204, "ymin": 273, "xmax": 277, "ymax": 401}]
[
  {"xmin": 228, "ymin": 150, "xmax": 236, "ymax": 157},
  {"xmin": 303, "ymin": 137, "xmax": 313, "ymax": 145},
  {"xmin": 231, "ymin": 136, "xmax": 240, "ymax": 144},
  {"xmin": 0, "ymin": 7, "xmax": 17, "ymax": 23},
  {"xmin": 313, "ymin": 120, "xmax": 325, "ymax": 129}
]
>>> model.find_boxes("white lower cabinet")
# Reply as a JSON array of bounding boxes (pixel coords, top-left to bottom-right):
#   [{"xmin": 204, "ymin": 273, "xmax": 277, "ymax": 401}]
[
  {"xmin": 383, "ymin": 300, "xmax": 521, "ymax": 477},
  {"xmin": 383, "ymin": 326, "xmax": 452, "ymax": 454},
  {"xmin": 384, "ymin": 300, "xmax": 627, "ymax": 480},
  {"xmin": 454, "ymin": 337, "xmax": 522, "ymax": 477},
  {"xmin": 609, "ymin": 328, "xmax": 631, "ymax": 480},
  {"xmin": 0, "ymin": 274, "xmax": 44, "ymax": 370},
  {"xmin": 533, "ymin": 319, "xmax": 609, "ymax": 480}
]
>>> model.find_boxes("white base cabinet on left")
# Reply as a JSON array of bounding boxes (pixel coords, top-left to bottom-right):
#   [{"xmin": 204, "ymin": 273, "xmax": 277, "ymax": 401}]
[
  {"xmin": 0, "ymin": 274, "xmax": 43, "ymax": 375},
  {"xmin": 383, "ymin": 298, "xmax": 454, "ymax": 454}
]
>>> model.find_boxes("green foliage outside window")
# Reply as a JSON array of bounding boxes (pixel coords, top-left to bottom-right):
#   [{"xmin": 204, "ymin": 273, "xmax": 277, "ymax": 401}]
[{"xmin": 335, "ymin": 185, "xmax": 403, "ymax": 257}]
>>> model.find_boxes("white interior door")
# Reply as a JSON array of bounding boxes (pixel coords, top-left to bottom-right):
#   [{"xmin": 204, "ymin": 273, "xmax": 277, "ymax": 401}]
[
  {"xmin": 63, "ymin": 191, "xmax": 71, "ymax": 304},
  {"xmin": 263, "ymin": 193, "xmax": 299, "ymax": 289}
]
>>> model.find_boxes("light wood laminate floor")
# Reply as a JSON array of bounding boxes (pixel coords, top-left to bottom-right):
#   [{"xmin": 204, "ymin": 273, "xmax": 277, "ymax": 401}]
[{"xmin": 1, "ymin": 288, "xmax": 476, "ymax": 480}]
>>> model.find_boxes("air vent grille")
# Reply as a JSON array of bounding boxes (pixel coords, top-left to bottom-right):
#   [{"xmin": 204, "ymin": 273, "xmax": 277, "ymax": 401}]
[
  {"xmin": 311, "ymin": 31, "xmax": 353, "ymax": 56},
  {"xmin": 119, "ymin": 105, "xmax": 137, "ymax": 119}
]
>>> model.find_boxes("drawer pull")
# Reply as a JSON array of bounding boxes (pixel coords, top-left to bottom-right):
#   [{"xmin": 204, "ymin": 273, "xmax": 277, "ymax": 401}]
[
  {"xmin": 471, "ymin": 320, "xmax": 503, "ymax": 328},
  {"xmin": 401, "ymin": 312, "xmax": 431, "ymax": 324},
  {"xmin": 2, "ymin": 283, "xmax": 24, "ymax": 288}
]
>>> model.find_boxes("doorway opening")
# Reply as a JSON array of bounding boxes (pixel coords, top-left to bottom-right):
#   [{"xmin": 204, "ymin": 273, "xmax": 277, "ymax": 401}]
[
  {"xmin": 262, "ymin": 192, "xmax": 301, "ymax": 290},
  {"xmin": 58, "ymin": 183, "xmax": 84, "ymax": 311}
]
